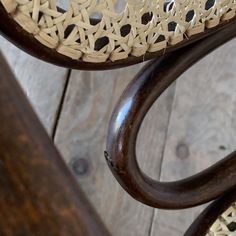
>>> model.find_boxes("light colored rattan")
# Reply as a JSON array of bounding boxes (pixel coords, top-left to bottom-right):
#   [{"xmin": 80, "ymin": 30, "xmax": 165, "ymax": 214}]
[
  {"xmin": 1, "ymin": 0, "xmax": 236, "ymax": 63},
  {"xmin": 206, "ymin": 203, "xmax": 236, "ymax": 235}
]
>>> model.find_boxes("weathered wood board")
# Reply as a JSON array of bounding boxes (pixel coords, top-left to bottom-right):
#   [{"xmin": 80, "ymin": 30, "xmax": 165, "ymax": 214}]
[
  {"xmin": 0, "ymin": 36, "xmax": 67, "ymax": 134},
  {"xmin": 54, "ymin": 65, "xmax": 176, "ymax": 236}
]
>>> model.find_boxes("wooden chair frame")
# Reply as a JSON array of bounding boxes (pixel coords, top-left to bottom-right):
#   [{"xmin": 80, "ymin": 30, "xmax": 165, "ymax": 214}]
[
  {"xmin": 1, "ymin": 2, "xmax": 236, "ymax": 70},
  {"xmin": 2, "ymin": 3, "xmax": 236, "ymax": 234},
  {"xmin": 106, "ymin": 18, "xmax": 236, "ymax": 209},
  {"xmin": 0, "ymin": 51, "xmax": 110, "ymax": 235}
]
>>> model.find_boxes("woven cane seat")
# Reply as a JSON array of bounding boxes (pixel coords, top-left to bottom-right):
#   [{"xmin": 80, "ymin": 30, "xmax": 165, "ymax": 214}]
[
  {"xmin": 206, "ymin": 204, "xmax": 236, "ymax": 235},
  {"xmin": 1, "ymin": 0, "xmax": 236, "ymax": 63},
  {"xmin": 184, "ymin": 189, "xmax": 236, "ymax": 236}
]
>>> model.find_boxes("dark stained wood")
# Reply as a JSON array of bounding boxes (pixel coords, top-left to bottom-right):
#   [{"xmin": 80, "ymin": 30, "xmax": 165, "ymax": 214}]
[
  {"xmin": 0, "ymin": 51, "xmax": 110, "ymax": 236},
  {"xmin": 148, "ymin": 39, "xmax": 236, "ymax": 235},
  {"xmin": 184, "ymin": 189, "xmax": 236, "ymax": 236},
  {"xmin": 106, "ymin": 20, "xmax": 236, "ymax": 209},
  {"xmin": 1, "ymin": 3, "xmax": 236, "ymax": 70}
]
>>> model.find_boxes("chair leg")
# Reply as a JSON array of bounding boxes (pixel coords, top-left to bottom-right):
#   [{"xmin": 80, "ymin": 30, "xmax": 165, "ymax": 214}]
[{"xmin": 0, "ymin": 51, "xmax": 110, "ymax": 236}]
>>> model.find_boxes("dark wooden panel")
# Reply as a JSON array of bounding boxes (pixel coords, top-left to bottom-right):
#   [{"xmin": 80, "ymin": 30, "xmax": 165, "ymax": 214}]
[{"xmin": 0, "ymin": 51, "xmax": 110, "ymax": 236}]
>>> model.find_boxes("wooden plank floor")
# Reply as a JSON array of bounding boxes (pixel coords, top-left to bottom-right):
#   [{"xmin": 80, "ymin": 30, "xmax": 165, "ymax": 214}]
[{"xmin": 2, "ymin": 34, "xmax": 236, "ymax": 235}]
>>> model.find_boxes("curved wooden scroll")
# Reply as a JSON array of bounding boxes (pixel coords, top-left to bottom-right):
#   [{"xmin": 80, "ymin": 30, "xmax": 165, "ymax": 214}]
[
  {"xmin": 1, "ymin": 2, "xmax": 236, "ymax": 70},
  {"xmin": 106, "ymin": 19, "xmax": 236, "ymax": 209},
  {"xmin": 0, "ymin": 51, "xmax": 110, "ymax": 235}
]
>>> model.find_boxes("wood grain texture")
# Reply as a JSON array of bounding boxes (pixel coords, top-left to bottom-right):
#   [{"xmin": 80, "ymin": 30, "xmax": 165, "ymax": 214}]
[
  {"xmin": 0, "ymin": 35, "xmax": 67, "ymax": 133},
  {"xmin": 3, "ymin": 24, "xmax": 236, "ymax": 234},
  {"xmin": 185, "ymin": 189, "xmax": 236, "ymax": 236},
  {"xmin": 54, "ymin": 65, "xmax": 176, "ymax": 236},
  {"xmin": 0, "ymin": 51, "xmax": 110, "ymax": 236},
  {"xmin": 151, "ymin": 39, "xmax": 236, "ymax": 235}
]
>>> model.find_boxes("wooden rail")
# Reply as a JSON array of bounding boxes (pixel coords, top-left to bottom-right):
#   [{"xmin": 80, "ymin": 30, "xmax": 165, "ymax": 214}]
[
  {"xmin": 1, "ymin": 2, "xmax": 236, "ymax": 70},
  {"xmin": 0, "ymin": 51, "xmax": 110, "ymax": 236}
]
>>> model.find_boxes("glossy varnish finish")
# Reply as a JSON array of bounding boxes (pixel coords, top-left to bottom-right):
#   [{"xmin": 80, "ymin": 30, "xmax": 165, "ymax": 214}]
[
  {"xmin": 3, "ymin": 2, "xmax": 236, "ymax": 234},
  {"xmin": 106, "ymin": 20, "xmax": 236, "ymax": 209},
  {"xmin": 0, "ymin": 51, "xmax": 110, "ymax": 236}
]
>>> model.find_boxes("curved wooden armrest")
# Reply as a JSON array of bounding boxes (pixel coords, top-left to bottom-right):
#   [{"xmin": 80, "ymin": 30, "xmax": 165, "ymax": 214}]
[
  {"xmin": 0, "ymin": 51, "xmax": 110, "ymax": 235},
  {"xmin": 106, "ymin": 19, "xmax": 236, "ymax": 209}
]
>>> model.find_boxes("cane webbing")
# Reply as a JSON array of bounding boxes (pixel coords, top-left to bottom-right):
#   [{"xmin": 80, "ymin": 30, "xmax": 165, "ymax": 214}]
[
  {"xmin": 1, "ymin": 0, "xmax": 236, "ymax": 63},
  {"xmin": 206, "ymin": 203, "xmax": 236, "ymax": 235}
]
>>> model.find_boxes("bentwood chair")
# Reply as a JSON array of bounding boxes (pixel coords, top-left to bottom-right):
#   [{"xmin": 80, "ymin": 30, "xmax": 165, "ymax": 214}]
[{"xmin": 1, "ymin": 0, "xmax": 236, "ymax": 234}]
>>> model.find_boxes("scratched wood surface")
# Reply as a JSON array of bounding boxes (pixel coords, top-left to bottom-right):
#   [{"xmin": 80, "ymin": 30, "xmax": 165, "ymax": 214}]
[{"xmin": 2, "ymin": 31, "xmax": 236, "ymax": 235}]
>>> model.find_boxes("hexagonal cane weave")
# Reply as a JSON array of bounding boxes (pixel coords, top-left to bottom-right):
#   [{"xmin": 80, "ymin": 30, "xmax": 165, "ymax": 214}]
[
  {"xmin": 1, "ymin": 0, "xmax": 236, "ymax": 63},
  {"xmin": 206, "ymin": 204, "xmax": 236, "ymax": 235}
]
